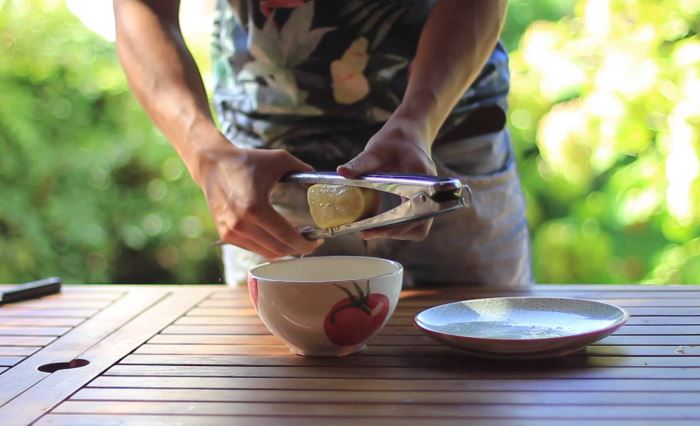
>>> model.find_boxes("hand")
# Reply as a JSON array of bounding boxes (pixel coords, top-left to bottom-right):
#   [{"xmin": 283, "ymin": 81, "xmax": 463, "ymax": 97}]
[
  {"xmin": 198, "ymin": 139, "xmax": 322, "ymax": 259},
  {"xmin": 337, "ymin": 116, "xmax": 437, "ymax": 241}
]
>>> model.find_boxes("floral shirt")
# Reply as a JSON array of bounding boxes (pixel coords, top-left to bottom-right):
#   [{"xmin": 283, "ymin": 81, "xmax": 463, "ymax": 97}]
[{"xmin": 211, "ymin": 0, "xmax": 509, "ymax": 151}]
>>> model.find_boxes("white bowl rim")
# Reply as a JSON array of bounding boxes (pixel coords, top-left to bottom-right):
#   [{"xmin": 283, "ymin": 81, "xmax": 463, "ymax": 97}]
[{"xmin": 249, "ymin": 255, "xmax": 403, "ymax": 283}]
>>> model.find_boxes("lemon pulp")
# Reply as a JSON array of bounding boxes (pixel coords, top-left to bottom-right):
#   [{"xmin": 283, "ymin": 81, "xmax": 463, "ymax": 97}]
[{"xmin": 307, "ymin": 184, "xmax": 380, "ymax": 229}]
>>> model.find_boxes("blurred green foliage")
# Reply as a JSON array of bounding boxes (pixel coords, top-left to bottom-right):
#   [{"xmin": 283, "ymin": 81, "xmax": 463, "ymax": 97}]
[
  {"xmin": 0, "ymin": 0, "xmax": 698, "ymax": 284},
  {"xmin": 0, "ymin": 0, "xmax": 221, "ymax": 283},
  {"xmin": 509, "ymin": 0, "xmax": 700, "ymax": 283}
]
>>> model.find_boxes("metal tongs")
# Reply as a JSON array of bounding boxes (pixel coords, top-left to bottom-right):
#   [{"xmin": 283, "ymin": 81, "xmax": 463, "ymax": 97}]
[{"xmin": 282, "ymin": 172, "xmax": 472, "ymax": 240}]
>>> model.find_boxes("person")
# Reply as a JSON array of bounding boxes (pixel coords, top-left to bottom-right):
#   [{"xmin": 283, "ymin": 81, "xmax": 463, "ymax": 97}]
[{"xmin": 114, "ymin": 0, "xmax": 532, "ymax": 288}]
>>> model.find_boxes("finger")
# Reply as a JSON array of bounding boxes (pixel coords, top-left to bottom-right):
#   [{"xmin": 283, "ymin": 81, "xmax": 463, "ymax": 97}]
[
  {"xmin": 255, "ymin": 206, "xmax": 323, "ymax": 254},
  {"xmin": 220, "ymin": 217, "xmax": 299, "ymax": 258},
  {"xmin": 242, "ymin": 222, "xmax": 305, "ymax": 258},
  {"xmin": 219, "ymin": 233, "xmax": 283, "ymax": 260},
  {"xmin": 337, "ymin": 149, "xmax": 383, "ymax": 179}
]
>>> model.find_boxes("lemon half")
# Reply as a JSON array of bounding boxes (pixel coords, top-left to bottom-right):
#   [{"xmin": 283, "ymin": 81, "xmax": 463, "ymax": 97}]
[{"xmin": 307, "ymin": 184, "xmax": 380, "ymax": 229}]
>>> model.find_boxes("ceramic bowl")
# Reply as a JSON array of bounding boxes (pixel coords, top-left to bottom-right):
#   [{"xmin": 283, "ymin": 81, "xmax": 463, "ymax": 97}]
[
  {"xmin": 248, "ymin": 256, "xmax": 403, "ymax": 357},
  {"xmin": 415, "ymin": 297, "xmax": 629, "ymax": 359}
]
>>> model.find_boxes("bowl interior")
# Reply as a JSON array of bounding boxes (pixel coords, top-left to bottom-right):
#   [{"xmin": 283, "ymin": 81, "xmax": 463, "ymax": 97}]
[{"xmin": 250, "ymin": 256, "xmax": 402, "ymax": 283}]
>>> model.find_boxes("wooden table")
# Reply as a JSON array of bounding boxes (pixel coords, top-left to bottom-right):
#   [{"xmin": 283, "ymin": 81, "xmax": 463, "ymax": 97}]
[{"xmin": 1, "ymin": 284, "xmax": 699, "ymax": 425}]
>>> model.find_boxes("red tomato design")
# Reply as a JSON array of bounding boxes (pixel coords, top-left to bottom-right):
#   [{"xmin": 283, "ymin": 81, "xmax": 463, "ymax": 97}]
[
  {"xmin": 247, "ymin": 275, "xmax": 259, "ymax": 310},
  {"xmin": 324, "ymin": 281, "xmax": 389, "ymax": 346}
]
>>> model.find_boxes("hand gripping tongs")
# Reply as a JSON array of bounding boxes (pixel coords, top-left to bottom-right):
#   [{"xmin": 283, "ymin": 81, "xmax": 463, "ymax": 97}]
[{"xmin": 282, "ymin": 172, "xmax": 472, "ymax": 240}]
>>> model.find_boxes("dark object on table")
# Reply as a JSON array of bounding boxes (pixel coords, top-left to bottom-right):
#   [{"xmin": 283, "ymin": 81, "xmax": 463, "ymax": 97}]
[{"xmin": 0, "ymin": 277, "xmax": 62, "ymax": 305}]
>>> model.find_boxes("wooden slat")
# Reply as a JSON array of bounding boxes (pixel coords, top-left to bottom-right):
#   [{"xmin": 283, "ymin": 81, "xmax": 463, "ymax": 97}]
[
  {"xmin": 182, "ymin": 306, "xmax": 692, "ymax": 319},
  {"xmin": 0, "ymin": 286, "xmax": 122, "ymax": 295},
  {"xmin": 624, "ymin": 317, "xmax": 700, "ymax": 325},
  {"xmin": 146, "ymin": 333, "xmax": 700, "ymax": 347},
  {"xmin": 0, "ymin": 309, "xmax": 98, "ymax": 318},
  {"xmin": 39, "ymin": 287, "xmax": 124, "ymax": 294},
  {"xmin": 33, "ymin": 293, "xmax": 124, "ymax": 302},
  {"xmin": 118, "ymin": 353, "xmax": 700, "ymax": 368},
  {"xmin": 0, "ymin": 317, "xmax": 83, "ymax": 327},
  {"xmin": 158, "ymin": 324, "xmax": 700, "ymax": 336},
  {"xmin": 0, "ymin": 289, "xmax": 165, "ymax": 405},
  {"xmin": 39, "ymin": 414, "xmax": 693, "ymax": 426},
  {"xmin": 50, "ymin": 400, "xmax": 700, "ymax": 419},
  {"xmin": 148, "ymin": 334, "xmax": 281, "ymax": 345},
  {"xmin": 104, "ymin": 364, "xmax": 700, "ymax": 379},
  {"xmin": 132, "ymin": 343, "xmax": 700, "ymax": 357},
  {"xmin": 87, "ymin": 375, "xmax": 700, "ymax": 392},
  {"xmin": 0, "ymin": 289, "xmax": 213, "ymax": 426},
  {"xmin": 0, "ymin": 356, "xmax": 23, "ymax": 367},
  {"xmin": 0, "ymin": 336, "xmax": 56, "ymax": 346},
  {"xmin": 15, "ymin": 284, "xmax": 700, "ymax": 425},
  {"xmin": 2, "ymin": 300, "xmax": 111, "ymax": 309},
  {"xmin": 175, "ymin": 316, "xmax": 263, "ymax": 325},
  {"xmin": 0, "ymin": 326, "xmax": 71, "ymax": 336},
  {"xmin": 0, "ymin": 346, "xmax": 39, "ymax": 356},
  {"xmin": 161, "ymin": 324, "xmax": 270, "ymax": 334},
  {"xmin": 187, "ymin": 306, "xmax": 256, "ymax": 315},
  {"xmin": 135, "ymin": 344, "xmax": 292, "ymax": 356},
  {"xmin": 72, "ymin": 387, "xmax": 700, "ymax": 405}
]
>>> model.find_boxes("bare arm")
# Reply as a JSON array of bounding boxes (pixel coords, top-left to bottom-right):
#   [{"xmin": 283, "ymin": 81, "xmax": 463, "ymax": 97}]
[
  {"xmin": 114, "ymin": 0, "xmax": 320, "ymax": 258},
  {"xmin": 399, "ymin": 0, "xmax": 507, "ymax": 145},
  {"xmin": 114, "ymin": 0, "xmax": 216, "ymax": 183},
  {"xmin": 339, "ymin": 0, "xmax": 507, "ymax": 240}
]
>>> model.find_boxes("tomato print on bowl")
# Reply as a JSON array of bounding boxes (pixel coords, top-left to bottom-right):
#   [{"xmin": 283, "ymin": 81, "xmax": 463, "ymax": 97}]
[
  {"xmin": 248, "ymin": 256, "xmax": 403, "ymax": 357},
  {"xmin": 246, "ymin": 275, "xmax": 259, "ymax": 311}
]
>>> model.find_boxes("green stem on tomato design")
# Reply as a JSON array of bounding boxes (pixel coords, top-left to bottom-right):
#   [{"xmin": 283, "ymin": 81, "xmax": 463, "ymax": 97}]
[{"xmin": 329, "ymin": 281, "xmax": 374, "ymax": 324}]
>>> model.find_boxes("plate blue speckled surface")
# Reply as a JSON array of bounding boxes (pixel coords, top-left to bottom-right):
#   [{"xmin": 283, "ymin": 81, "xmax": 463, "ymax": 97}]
[{"xmin": 414, "ymin": 297, "xmax": 629, "ymax": 359}]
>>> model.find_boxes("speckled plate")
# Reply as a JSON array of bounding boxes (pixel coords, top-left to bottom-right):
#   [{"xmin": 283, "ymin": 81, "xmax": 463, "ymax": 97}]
[{"xmin": 414, "ymin": 297, "xmax": 629, "ymax": 359}]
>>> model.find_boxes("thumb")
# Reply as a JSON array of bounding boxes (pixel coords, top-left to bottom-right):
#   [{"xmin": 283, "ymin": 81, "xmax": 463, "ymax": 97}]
[{"xmin": 337, "ymin": 150, "xmax": 382, "ymax": 179}]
